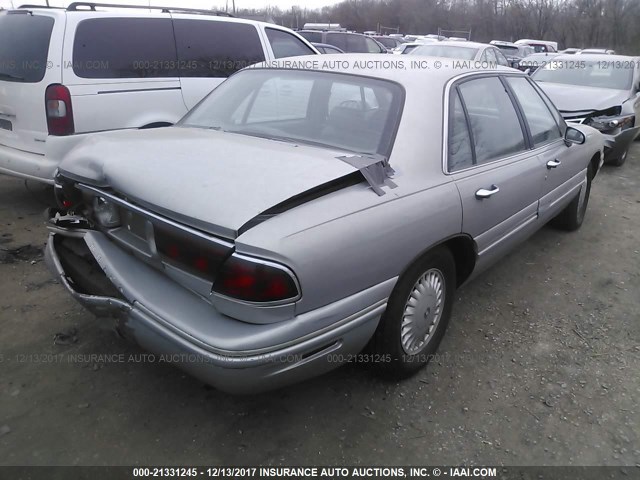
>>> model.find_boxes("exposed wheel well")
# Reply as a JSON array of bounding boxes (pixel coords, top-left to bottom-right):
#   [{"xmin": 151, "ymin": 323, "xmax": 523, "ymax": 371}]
[
  {"xmin": 139, "ymin": 122, "xmax": 173, "ymax": 129},
  {"xmin": 441, "ymin": 236, "xmax": 477, "ymax": 287},
  {"xmin": 402, "ymin": 236, "xmax": 477, "ymax": 289},
  {"xmin": 589, "ymin": 152, "xmax": 601, "ymax": 180}
]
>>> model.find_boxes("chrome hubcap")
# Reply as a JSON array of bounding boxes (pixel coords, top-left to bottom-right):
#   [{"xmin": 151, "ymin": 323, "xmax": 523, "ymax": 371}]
[{"xmin": 401, "ymin": 268, "xmax": 445, "ymax": 355}]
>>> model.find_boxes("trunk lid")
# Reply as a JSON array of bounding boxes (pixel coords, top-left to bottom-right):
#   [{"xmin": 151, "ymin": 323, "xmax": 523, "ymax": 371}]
[
  {"xmin": 0, "ymin": 10, "xmax": 63, "ymax": 155},
  {"xmin": 58, "ymin": 127, "xmax": 362, "ymax": 238}
]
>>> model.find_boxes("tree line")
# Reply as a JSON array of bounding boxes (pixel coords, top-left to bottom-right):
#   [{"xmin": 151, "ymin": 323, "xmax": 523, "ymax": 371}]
[{"xmin": 239, "ymin": 0, "xmax": 640, "ymax": 54}]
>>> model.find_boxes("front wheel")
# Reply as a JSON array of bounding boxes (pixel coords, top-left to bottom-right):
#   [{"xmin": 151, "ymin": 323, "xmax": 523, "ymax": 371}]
[
  {"xmin": 372, "ymin": 246, "xmax": 456, "ymax": 377},
  {"xmin": 608, "ymin": 148, "xmax": 628, "ymax": 167}
]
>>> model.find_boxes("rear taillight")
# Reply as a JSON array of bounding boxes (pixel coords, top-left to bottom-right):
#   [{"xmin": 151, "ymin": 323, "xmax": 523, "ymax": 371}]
[
  {"xmin": 45, "ymin": 84, "xmax": 74, "ymax": 136},
  {"xmin": 213, "ymin": 254, "xmax": 300, "ymax": 304},
  {"xmin": 154, "ymin": 223, "xmax": 232, "ymax": 282}
]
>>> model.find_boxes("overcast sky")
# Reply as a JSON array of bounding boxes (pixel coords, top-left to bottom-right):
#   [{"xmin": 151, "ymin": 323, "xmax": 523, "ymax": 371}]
[{"xmin": 0, "ymin": 0, "xmax": 340, "ymax": 11}]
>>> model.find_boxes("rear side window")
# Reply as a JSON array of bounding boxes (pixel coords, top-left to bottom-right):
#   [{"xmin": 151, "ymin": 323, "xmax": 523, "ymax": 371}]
[
  {"xmin": 0, "ymin": 14, "xmax": 54, "ymax": 83},
  {"xmin": 458, "ymin": 76, "xmax": 526, "ymax": 164},
  {"xmin": 298, "ymin": 31, "xmax": 322, "ymax": 43},
  {"xmin": 73, "ymin": 18, "xmax": 177, "ymax": 78},
  {"xmin": 506, "ymin": 76, "xmax": 561, "ymax": 146},
  {"xmin": 173, "ymin": 19, "xmax": 265, "ymax": 77},
  {"xmin": 324, "ymin": 33, "xmax": 348, "ymax": 51},
  {"xmin": 448, "ymin": 90, "xmax": 474, "ymax": 172},
  {"xmin": 266, "ymin": 28, "xmax": 316, "ymax": 59}
]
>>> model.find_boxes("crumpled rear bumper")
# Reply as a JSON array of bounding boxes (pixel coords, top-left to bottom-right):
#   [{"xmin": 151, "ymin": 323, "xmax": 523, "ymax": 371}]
[{"xmin": 45, "ymin": 231, "xmax": 387, "ymax": 393}]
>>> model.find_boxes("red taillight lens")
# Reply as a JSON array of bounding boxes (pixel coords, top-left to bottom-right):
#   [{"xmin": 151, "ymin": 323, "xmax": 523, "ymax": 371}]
[
  {"xmin": 213, "ymin": 254, "xmax": 300, "ymax": 303},
  {"xmin": 154, "ymin": 223, "xmax": 232, "ymax": 282},
  {"xmin": 45, "ymin": 84, "xmax": 74, "ymax": 136}
]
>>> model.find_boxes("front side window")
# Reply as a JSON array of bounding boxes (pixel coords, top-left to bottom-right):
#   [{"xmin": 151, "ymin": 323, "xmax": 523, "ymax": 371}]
[
  {"xmin": 73, "ymin": 18, "xmax": 177, "ymax": 78},
  {"xmin": 506, "ymin": 76, "xmax": 561, "ymax": 146},
  {"xmin": 180, "ymin": 69, "xmax": 404, "ymax": 157},
  {"xmin": 0, "ymin": 13, "xmax": 54, "ymax": 83},
  {"xmin": 173, "ymin": 19, "xmax": 265, "ymax": 78},
  {"xmin": 324, "ymin": 33, "xmax": 348, "ymax": 51},
  {"xmin": 266, "ymin": 28, "xmax": 316, "ymax": 59},
  {"xmin": 298, "ymin": 31, "xmax": 322, "ymax": 43},
  {"xmin": 458, "ymin": 76, "xmax": 526, "ymax": 164}
]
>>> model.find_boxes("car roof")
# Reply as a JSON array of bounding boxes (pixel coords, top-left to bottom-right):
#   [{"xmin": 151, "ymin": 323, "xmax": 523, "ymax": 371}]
[
  {"xmin": 414, "ymin": 40, "xmax": 487, "ymax": 49},
  {"xmin": 255, "ymin": 53, "xmax": 518, "ymax": 86},
  {"xmin": 553, "ymin": 53, "xmax": 637, "ymax": 61}
]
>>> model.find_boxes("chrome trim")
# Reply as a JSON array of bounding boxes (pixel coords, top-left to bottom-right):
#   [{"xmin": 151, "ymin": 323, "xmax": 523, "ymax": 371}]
[
  {"xmin": 77, "ymin": 184, "xmax": 234, "ymax": 249},
  {"xmin": 211, "ymin": 252, "xmax": 302, "ymax": 306}
]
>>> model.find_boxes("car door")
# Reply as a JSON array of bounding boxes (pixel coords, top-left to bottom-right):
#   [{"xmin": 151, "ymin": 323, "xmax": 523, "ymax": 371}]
[
  {"xmin": 448, "ymin": 75, "xmax": 546, "ymax": 274},
  {"xmin": 505, "ymin": 76, "xmax": 586, "ymax": 223}
]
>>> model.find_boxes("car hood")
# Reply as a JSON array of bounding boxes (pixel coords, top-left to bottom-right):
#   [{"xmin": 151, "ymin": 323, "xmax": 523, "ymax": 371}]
[
  {"xmin": 58, "ymin": 127, "xmax": 361, "ymax": 239},
  {"xmin": 537, "ymin": 82, "xmax": 630, "ymax": 115}
]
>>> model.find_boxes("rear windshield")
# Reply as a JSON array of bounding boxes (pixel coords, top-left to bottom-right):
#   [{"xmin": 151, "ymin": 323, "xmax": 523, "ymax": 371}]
[
  {"xmin": 533, "ymin": 60, "xmax": 633, "ymax": 90},
  {"xmin": 0, "ymin": 13, "xmax": 54, "ymax": 83},
  {"xmin": 180, "ymin": 69, "xmax": 404, "ymax": 157},
  {"xmin": 409, "ymin": 45, "xmax": 478, "ymax": 60}
]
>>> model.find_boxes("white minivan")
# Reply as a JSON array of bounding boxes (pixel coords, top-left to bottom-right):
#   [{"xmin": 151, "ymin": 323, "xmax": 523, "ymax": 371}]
[{"xmin": 0, "ymin": 3, "xmax": 318, "ymax": 183}]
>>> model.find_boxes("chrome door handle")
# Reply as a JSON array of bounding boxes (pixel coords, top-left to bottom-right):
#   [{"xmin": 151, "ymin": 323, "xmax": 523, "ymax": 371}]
[
  {"xmin": 475, "ymin": 185, "xmax": 500, "ymax": 199},
  {"xmin": 546, "ymin": 159, "xmax": 561, "ymax": 168}
]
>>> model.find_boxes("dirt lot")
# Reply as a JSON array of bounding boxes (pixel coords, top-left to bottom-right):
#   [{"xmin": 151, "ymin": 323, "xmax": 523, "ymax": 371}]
[{"xmin": 0, "ymin": 147, "xmax": 638, "ymax": 467}]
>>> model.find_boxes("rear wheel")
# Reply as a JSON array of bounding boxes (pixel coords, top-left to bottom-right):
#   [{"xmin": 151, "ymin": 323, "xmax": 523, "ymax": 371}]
[
  {"xmin": 373, "ymin": 246, "xmax": 456, "ymax": 377},
  {"xmin": 550, "ymin": 165, "xmax": 592, "ymax": 231}
]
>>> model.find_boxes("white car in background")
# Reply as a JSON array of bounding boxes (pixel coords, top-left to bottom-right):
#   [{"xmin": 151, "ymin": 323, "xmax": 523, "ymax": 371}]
[{"xmin": 0, "ymin": 3, "xmax": 317, "ymax": 184}]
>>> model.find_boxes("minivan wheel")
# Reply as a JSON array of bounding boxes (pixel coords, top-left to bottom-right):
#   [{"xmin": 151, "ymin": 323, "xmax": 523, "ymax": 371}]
[
  {"xmin": 550, "ymin": 166, "xmax": 592, "ymax": 231},
  {"xmin": 373, "ymin": 246, "xmax": 456, "ymax": 377}
]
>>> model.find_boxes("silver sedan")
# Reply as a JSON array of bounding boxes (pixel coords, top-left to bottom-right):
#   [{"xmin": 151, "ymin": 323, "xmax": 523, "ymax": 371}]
[{"xmin": 45, "ymin": 56, "xmax": 604, "ymax": 393}]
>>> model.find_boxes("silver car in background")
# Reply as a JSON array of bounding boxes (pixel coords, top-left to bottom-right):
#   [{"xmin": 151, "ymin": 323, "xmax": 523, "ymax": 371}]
[
  {"xmin": 408, "ymin": 41, "xmax": 511, "ymax": 67},
  {"xmin": 533, "ymin": 54, "xmax": 640, "ymax": 165},
  {"xmin": 46, "ymin": 56, "xmax": 604, "ymax": 393}
]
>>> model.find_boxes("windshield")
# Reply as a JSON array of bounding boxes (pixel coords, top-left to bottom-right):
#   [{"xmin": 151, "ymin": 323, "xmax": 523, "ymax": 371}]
[
  {"xmin": 0, "ymin": 13, "xmax": 54, "ymax": 83},
  {"xmin": 409, "ymin": 45, "xmax": 478, "ymax": 60},
  {"xmin": 180, "ymin": 69, "xmax": 404, "ymax": 156},
  {"xmin": 533, "ymin": 60, "xmax": 633, "ymax": 90}
]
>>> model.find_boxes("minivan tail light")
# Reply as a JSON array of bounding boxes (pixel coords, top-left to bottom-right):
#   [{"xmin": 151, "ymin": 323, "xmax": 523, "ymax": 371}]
[
  {"xmin": 45, "ymin": 84, "xmax": 75, "ymax": 136},
  {"xmin": 213, "ymin": 254, "xmax": 300, "ymax": 304}
]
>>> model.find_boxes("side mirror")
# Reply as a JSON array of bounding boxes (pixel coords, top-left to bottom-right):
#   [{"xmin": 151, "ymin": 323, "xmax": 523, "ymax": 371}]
[
  {"xmin": 565, "ymin": 126, "xmax": 586, "ymax": 145},
  {"xmin": 524, "ymin": 67, "xmax": 531, "ymax": 75}
]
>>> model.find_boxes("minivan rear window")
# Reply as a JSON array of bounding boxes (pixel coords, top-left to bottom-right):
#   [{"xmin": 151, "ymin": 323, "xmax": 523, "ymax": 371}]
[
  {"xmin": 0, "ymin": 13, "xmax": 54, "ymax": 83},
  {"xmin": 173, "ymin": 20, "xmax": 265, "ymax": 77},
  {"xmin": 73, "ymin": 18, "xmax": 178, "ymax": 78}
]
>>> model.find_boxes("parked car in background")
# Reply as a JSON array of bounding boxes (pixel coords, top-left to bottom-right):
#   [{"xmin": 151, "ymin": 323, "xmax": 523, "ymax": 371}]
[
  {"xmin": 45, "ymin": 56, "xmax": 603, "ymax": 393},
  {"xmin": 515, "ymin": 39, "xmax": 558, "ymax": 52},
  {"xmin": 490, "ymin": 40, "xmax": 534, "ymax": 67},
  {"xmin": 393, "ymin": 41, "xmax": 434, "ymax": 55},
  {"xmin": 561, "ymin": 48, "xmax": 581, "ymax": 54},
  {"xmin": 0, "ymin": 3, "xmax": 317, "ymax": 184},
  {"xmin": 312, "ymin": 42, "xmax": 345, "ymax": 54},
  {"xmin": 373, "ymin": 35, "xmax": 405, "ymax": 51},
  {"xmin": 298, "ymin": 30, "xmax": 387, "ymax": 53},
  {"xmin": 533, "ymin": 54, "xmax": 640, "ymax": 165},
  {"xmin": 578, "ymin": 48, "xmax": 616, "ymax": 55},
  {"xmin": 518, "ymin": 52, "xmax": 561, "ymax": 74},
  {"xmin": 408, "ymin": 41, "xmax": 510, "ymax": 67}
]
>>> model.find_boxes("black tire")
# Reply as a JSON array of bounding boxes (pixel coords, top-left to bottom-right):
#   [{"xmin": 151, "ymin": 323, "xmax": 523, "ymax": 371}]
[
  {"xmin": 608, "ymin": 148, "xmax": 628, "ymax": 167},
  {"xmin": 550, "ymin": 165, "xmax": 592, "ymax": 231},
  {"xmin": 373, "ymin": 246, "xmax": 456, "ymax": 377}
]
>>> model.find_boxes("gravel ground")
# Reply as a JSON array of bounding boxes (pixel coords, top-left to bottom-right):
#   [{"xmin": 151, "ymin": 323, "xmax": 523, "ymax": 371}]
[{"xmin": 0, "ymin": 147, "xmax": 638, "ymax": 467}]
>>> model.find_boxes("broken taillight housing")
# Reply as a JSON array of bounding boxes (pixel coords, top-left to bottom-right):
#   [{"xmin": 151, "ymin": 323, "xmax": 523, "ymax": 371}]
[
  {"xmin": 45, "ymin": 84, "xmax": 75, "ymax": 136},
  {"xmin": 213, "ymin": 254, "xmax": 300, "ymax": 303}
]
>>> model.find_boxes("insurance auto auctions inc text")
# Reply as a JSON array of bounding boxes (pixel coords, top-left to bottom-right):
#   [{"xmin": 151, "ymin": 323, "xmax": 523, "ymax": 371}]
[{"xmin": 255, "ymin": 467, "xmax": 497, "ymax": 478}]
